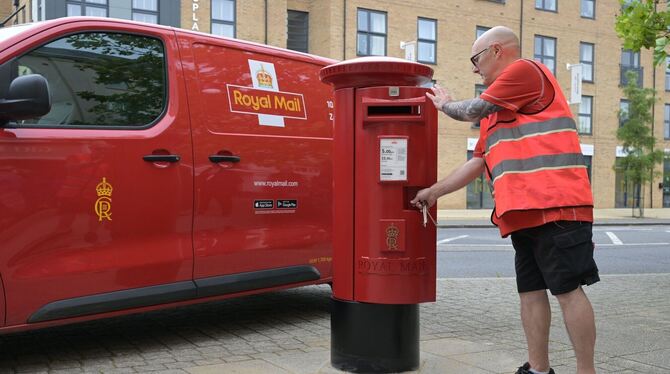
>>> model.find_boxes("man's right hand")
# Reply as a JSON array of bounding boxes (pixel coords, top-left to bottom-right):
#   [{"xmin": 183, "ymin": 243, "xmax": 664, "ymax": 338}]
[{"xmin": 410, "ymin": 187, "xmax": 437, "ymax": 210}]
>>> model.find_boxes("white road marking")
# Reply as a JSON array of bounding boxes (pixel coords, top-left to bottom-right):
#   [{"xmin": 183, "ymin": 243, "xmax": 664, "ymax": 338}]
[
  {"xmin": 436, "ymin": 235, "xmax": 469, "ymax": 245},
  {"xmin": 594, "ymin": 228, "xmax": 652, "ymax": 231},
  {"xmin": 436, "ymin": 273, "xmax": 670, "ymax": 280},
  {"xmin": 605, "ymin": 231, "xmax": 623, "ymax": 245},
  {"xmin": 438, "ymin": 242, "xmax": 670, "ymax": 252},
  {"xmin": 439, "ymin": 244, "xmax": 512, "ymax": 247},
  {"xmin": 597, "ymin": 242, "xmax": 669, "ymax": 247}
]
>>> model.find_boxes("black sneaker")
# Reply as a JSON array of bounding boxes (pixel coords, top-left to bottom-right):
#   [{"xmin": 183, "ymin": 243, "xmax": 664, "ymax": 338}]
[{"xmin": 515, "ymin": 362, "xmax": 556, "ymax": 374}]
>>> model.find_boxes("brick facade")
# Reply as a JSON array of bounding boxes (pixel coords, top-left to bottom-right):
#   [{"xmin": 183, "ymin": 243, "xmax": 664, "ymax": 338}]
[
  {"xmin": 225, "ymin": 0, "xmax": 670, "ymax": 210},
  {"xmin": 6, "ymin": 0, "xmax": 670, "ymax": 209}
]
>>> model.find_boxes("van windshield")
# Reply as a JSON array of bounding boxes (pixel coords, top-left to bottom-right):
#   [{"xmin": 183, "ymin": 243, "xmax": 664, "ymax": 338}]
[{"xmin": 0, "ymin": 24, "xmax": 36, "ymax": 42}]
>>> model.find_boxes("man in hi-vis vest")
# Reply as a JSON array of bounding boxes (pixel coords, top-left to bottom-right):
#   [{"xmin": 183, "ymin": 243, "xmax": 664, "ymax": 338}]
[{"xmin": 411, "ymin": 26, "xmax": 598, "ymax": 374}]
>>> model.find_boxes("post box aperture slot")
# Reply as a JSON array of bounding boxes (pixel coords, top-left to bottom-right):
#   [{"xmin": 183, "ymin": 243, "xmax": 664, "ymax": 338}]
[
  {"xmin": 367, "ymin": 105, "xmax": 420, "ymax": 116},
  {"xmin": 362, "ymin": 96, "xmax": 426, "ymax": 124}
]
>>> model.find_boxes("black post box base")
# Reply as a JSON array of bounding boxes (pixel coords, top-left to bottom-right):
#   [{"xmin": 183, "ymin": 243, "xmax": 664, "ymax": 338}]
[{"xmin": 331, "ymin": 297, "xmax": 420, "ymax": 373}]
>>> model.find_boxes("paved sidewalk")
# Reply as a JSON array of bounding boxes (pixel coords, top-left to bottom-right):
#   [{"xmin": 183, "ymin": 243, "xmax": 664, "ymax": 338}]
[
  {"xmin": 437, "ymin": 208, "xmax": 670, "ymax": 228},
  {"xmin": 0, "ymin": 274, "xmax": 668, "ymax": 373}
]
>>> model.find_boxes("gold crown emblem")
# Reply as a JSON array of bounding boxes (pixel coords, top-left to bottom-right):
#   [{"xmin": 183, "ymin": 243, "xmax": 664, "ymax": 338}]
[
  {"xmin": 386, "ymin": 223, "xmax": 400, "ymax": 251},
  {"xmin": 256, "ymin": 65, "xmax": 273, "ymax": 88},
  {"xmin": 96, "ymin": 177, "xmax": 113, "ymax": 197},
  {"xmin": 386, "ymin": 224, "xmax": 399, "ymax": 238}
]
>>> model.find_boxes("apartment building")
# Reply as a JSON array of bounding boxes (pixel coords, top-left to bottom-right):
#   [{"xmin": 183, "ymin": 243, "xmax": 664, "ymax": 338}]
[{"xmin": 5, "ymin": 0, "xmax": 670, "ymax": 209}]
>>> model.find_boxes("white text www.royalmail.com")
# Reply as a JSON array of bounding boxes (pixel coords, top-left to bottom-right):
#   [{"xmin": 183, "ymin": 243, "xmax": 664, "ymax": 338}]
[{"xmin": 253, "ymin": 180, "xmax": 299, "ymax": 188}]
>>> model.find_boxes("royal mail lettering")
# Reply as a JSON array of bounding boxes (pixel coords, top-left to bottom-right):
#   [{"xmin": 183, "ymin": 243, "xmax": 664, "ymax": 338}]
[{"xmin": 227, "ymin": 85, "xmax": 307, "ymax": 119}]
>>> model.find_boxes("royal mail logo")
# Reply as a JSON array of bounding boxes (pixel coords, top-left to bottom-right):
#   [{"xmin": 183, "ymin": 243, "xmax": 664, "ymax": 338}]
[
  {"xmin": 225, "ymin": 59, "xmax": 307, "ymax": 127},
  {"xmin": 227, "ymin": 85, "xmax": 306, "ymax": 119},
  {"xmin": 385, "ymin": 223, "xmax": 400, "ymax": 251},
  {"xmin": 256, "ymin": 65, "xmax": 274, "ymax": 88}
]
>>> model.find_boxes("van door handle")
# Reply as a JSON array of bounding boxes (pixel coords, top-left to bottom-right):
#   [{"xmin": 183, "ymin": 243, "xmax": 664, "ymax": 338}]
[
  {"xmin": 143, "ymin": 155, "xmax": 181, "ymax": 163},
  {"xmin": 209, "ymin": 155, "xmax": 241, "ymax": 163}
]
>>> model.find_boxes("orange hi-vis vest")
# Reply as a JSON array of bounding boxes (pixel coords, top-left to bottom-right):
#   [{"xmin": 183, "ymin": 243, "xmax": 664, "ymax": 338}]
[{"xmin": 481, "ymin": 60, "xmax": 594, "ymax": 218}]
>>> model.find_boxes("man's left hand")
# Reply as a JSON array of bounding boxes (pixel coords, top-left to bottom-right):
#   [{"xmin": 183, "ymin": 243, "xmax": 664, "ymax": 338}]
[{"xmin": 426, "ymin": 84, "xmax": 454, "ymax": 112}]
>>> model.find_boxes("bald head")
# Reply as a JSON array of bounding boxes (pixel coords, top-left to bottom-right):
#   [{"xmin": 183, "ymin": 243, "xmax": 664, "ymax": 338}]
[
  {"xmin": 475, "ymin": 26, "xmax": 520, "ymax": 58},
  {"xmin": 470, "ymin": 26, "xmax": 521, "ymax": 85}
]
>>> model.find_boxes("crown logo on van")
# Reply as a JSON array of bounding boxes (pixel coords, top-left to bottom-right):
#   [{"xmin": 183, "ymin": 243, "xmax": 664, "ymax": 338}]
[
  {"xmin": 95, "ymin": 177, "xmax": 113, "ymax": 221},
  {"xmin": 256, "ymin": 65, "xmax": 274, "ymax": 88},
  {"xmin": 96, "ymin": 177, "xmax": 113, "ymax": 197}
]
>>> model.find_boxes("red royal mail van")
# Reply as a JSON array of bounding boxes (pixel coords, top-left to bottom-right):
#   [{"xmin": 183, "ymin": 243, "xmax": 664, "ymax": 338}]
[{"xmin": 0, "ymin": 17, "xmax": 335, "ymax": 333}]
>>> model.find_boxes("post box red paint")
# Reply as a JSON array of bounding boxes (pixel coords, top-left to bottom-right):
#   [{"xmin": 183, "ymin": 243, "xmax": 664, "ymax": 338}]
[{"xmin": 320, "ymin": 57, "xmax": 437, "ymax": 373}]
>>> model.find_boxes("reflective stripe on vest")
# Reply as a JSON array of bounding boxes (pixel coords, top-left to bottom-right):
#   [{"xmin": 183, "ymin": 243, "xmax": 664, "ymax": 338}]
[
  {"xmin": 490, "ymin": 152, "xmax": 587, "ymax": 184},
  {"xmin": 485, "ymin": 117, "xmax": 577, "ymax": 153}
]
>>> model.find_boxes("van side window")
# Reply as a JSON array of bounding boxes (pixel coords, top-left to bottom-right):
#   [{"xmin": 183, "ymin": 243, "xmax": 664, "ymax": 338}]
[{"xmin": 7, "ymin": 32, "xmax": 166, "ymax": 128}]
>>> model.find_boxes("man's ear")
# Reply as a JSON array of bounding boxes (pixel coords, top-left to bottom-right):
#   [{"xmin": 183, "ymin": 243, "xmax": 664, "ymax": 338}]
[{"xmin": 493, "ymin": 43, "xmax": 502, "ymax": 58}]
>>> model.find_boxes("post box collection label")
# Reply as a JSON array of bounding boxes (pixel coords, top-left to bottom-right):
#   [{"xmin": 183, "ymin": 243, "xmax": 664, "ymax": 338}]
[{"xmin": 379, "ymin": 138, "xmax": 407, "ymax": 182}]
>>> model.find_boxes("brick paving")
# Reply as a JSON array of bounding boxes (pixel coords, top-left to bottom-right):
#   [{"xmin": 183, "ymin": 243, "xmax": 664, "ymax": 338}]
[{"xmin": 0, "ymin": 274, "xmax": 668, "ymax": 373}]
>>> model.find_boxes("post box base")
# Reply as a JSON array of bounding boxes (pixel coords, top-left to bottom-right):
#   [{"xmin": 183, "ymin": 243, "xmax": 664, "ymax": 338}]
[{"xmin": 330, "ymin": 297, "xmax": 419, "ymax": 373}]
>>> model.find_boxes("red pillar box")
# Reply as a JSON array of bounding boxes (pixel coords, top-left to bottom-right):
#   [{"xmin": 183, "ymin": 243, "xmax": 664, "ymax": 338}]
[{"xmin": 320, "ymin": 57, "xmax": 437, "ymax": 373}]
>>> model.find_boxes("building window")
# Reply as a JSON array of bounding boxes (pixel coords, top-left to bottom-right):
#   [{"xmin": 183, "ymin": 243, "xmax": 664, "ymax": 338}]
[
  {"xmin": 466, "ymin": 151, "xmax": 494, "ymax": 209},
  {"xmin": 421, "ymin": 79, "xmax": 437, "ymax": 89},
  {"xmin": 473, "ymin": 84, "xmax": 486, "ymax": 128},
  {"xmin": 578, "ymin": 95, "xmax": 593, "ymax": 134},
  {"xmin": 4, "ymin": 32, "xmax": 166, "ymax": 128},
  {"xmin": 619, "ymin": 99, "xmax": 630, "ymax": 128},
  {"xmin": 580, "ymin": 42, "xmax": 594, "ymax": 82},
  {"xmin": 67, "ymin": 0, "xmax": 108, "ymax": 17},
  {"xmin": 417, "ymin": 18, "xmax": 436, "ymax": 64},
  {"xmin": 583, "ymin": 155, "xmax": 592, "ymax": 181},
  {"xmin": 620, "ymin": 49, "xmax": 642, "ymax": 87},
  {"xmin": 287, "ymin": 10, "xmax": 309, "ymax": 53},
  {"xmin": 534, "ymin": 35, "xmax": 556, "ymax": 75},
  {"xmin": 663, "ymin": 154, "xmax": 670, "ymax": 207},
  {"xmin": 132, "ymin": 0, "xmax": 158, "ymax": 24},
  {"xmin": 357, "ymin": 8, "xmax": 386, "ymax": 56},
  {"xmin": 212, "ymin": 0, "xmax": 235, "ymax": 38},
  {"xmin": 535, "ymin": 0, "xmax": 557, "ymax": 12},
  {"xmin": 476, "ymin": 26, "xmax": 490, "ymax": 39},
  {"xmin": 35, "ymin": 0, "xmax": 44, "ymax": 21},
  {"xmin": 665, "ymin": 104, "xmax": 670, "ymax": 139},
  {"xmin": 581, "ymin": 0, "xmax": 595, "ymax": 18},
  {"xmin": 665, "ymin": 57, "xmax": 670, "ymax": 91}
]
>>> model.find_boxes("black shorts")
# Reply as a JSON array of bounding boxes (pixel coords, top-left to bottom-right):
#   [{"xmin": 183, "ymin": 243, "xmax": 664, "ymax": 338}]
[{"xmin": 511, "ymin": 221, "xmax": 600, "ymax": 295}]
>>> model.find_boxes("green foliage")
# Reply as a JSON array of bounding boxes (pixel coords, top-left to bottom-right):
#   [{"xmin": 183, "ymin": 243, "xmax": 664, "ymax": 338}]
[
  {"xmin": 616, "ymin": 70, "xmax": 665, "ymax": 215},
  {"xmin": 615, "ymin": 0, "xmax": 670, "ymax": 66},
  {"xmin": 67, "ymin": 33, "xmax": 165, "ymax": 126}
]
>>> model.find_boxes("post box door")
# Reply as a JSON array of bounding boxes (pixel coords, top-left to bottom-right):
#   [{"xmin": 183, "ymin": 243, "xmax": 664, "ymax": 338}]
[{"xmin": 353, "ymin": 86, "xmax": 437, "ymax": 304}]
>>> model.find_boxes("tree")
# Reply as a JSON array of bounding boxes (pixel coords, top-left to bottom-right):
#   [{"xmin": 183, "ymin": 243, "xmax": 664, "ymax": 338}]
[
  {"xmin": 68, "ymin": 33, "xmax": 165, "ymax": 126},
  {"xmin": 615, "ymin": 0, "xmax": 670, "ymax": 66},
  {"xmin": 617, "ymin": 70, "xmax": 665, "ymax": 217}
]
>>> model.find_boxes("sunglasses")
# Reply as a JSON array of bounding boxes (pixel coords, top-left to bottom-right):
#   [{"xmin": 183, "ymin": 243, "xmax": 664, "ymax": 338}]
[{"xmin": 470, "ymin": 46, "xmax": 491, "ymax": 67}]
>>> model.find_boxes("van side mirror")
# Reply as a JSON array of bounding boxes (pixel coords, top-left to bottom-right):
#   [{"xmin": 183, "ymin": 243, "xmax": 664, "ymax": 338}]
[{"xmin": 0, "ymin": 74, "xmax": 51, "ymax": 125}]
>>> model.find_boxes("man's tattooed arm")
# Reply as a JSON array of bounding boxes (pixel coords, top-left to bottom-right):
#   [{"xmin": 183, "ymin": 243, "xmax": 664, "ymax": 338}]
[{"xmin": 441, "ymin": 98, "xmax": 504, "ymax": 122}]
